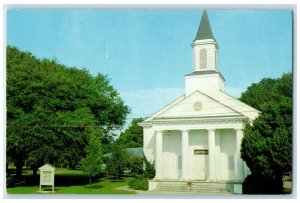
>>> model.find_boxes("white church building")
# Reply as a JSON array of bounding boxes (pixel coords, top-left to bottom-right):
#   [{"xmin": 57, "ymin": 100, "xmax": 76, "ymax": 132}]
[{"xmin": 139, "ymin": 11, "xmax": 260, "ymax": 193}]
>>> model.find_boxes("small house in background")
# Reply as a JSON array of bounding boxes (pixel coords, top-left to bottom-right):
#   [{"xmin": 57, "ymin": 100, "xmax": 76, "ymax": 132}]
[
  {"xmin": 103, "ymin": 147, "xmax": 144, "ymax": 174},
  {"xmin": 103, "ymin": 147, "xmax": 143, "ymax": 159},
  {"xmin": 38, "ymin": 163, "xmax": 56, "ymax": 192},
  {"xmin": 126, "ymin": 147, "xmax": 144, "ymax": 158}
]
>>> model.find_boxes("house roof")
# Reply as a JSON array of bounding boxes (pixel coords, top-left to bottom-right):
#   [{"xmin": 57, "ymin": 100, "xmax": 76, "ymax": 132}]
[
  {"xmin": 127, "ymin": 147, "xmax": 144, "ymax": 158},
  {"xmin": 103, "ymin": 147, "xmax": 143, "ymax": 158},
  {"xmin": 194, "ymin": 10, "xmax": 215, "ymax": 42}
]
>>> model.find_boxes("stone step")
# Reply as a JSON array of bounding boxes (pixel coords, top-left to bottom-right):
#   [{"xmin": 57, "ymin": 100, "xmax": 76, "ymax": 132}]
[
  {"xmin": 156, "ymin": 182, "xmax": 234, "ymax": 194},
  {"xmin": 191, "ymin": 185, "xmax": 231, "ymax": 189},
  {"xmin": 157, "ymin": 187, "xmax": 231, "ymax": 194},
  {"xmin": 157, "ymin": 187, "xmax": 191, "ymax": 192},
  {"xmin": 191, "ymin": 185, "xmax": 228, "ymax": 189}
]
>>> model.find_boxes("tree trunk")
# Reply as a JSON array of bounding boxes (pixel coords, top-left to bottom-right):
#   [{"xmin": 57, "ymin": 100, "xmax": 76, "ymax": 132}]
[
  {"xmin": 32, "ymin": 167, "xmax": 38, "ymax": 177},
  {"xmin": 32, "ymin": 167, "xmax": 39, "ymax": 185},
  {"xmin": 69, "ymin": 162, "xmax": 77, "ymax": 169},
  {"xmin": 15, "ymin": 158, "xmax": 24, "ymax": 178},
  {"xmin": 89, "ymin": 176, "xmax": 92, "ymax": 189}
]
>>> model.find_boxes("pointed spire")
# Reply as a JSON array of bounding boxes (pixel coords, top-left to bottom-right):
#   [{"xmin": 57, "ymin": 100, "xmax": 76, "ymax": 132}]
[{"xmin": 194, "ymin": 10, "xmax": 215, "ymax": 41}]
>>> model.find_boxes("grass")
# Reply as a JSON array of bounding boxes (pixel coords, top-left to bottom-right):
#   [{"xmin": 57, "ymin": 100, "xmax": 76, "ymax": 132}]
[{"xmin": 6, "ymin": 167, "xmax": 136, "ymax": 194}]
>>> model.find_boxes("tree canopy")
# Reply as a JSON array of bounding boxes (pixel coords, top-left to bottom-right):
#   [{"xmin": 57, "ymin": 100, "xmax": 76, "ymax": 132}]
[
  {"xmin": 114, "ymin": 118, "xmax": 143, "ymax": 148},
  {"xmin": 240, "ymin": 73, "xmax": 292, "ymax": 193},
  {"xmin": 6, "ymin": 46, "xmax": 130, "ymax": 176}
]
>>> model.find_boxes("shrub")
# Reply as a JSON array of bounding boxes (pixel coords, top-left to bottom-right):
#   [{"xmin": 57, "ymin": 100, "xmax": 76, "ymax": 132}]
[
  {"xmin": 6, "ymin": 176, "xmax": 26, "ymax": 188},
  {"xmin": 243, "ymin": 174, "xmax": 283, "ymax": 194},
  {"xmin": 128, "ymin": 175, "xmax": 148, "ymax": 190},
  {"xmin": 126, "ymin": 154, "xmax": 144, "ymax": 175},
  {"xmin": 143, "ymin": 155, "xmax": 155, "ymax": 179}
]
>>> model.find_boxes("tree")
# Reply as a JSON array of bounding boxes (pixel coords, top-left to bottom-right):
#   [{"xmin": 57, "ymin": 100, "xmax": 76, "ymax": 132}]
[
  {"xmin": 240, "ymin": 73, "xmax": 292, "ymax": 194},
  {"xmin": 126, "ymin": 153, "xmax": 144, "ymax": 176},
  {"xmin": 115, "ymin": 118, "xmax": 143, "ymax": 148},
  {"xmin": 81, "ymin": 131, "xmax": 103, "ymax": 189},
  {"xmin": 6, "ymin": 46, "xmax": 130, "ymax": 177},
  {"xmin": 105, "ymin": 144, "xmax": 128, "ymax": 180}
]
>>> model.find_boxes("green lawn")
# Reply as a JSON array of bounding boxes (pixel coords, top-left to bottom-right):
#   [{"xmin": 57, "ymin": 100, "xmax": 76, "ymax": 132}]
[{"xmin": 6, "ymin": 168, "xmax": 136, "ymax": 194}]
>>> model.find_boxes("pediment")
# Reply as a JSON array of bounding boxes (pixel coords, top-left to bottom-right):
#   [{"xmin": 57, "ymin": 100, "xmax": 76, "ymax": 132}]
[
  {"xmin": 219, "ymin": 91, "xmax": 260, "ymax": 121},
  {"xmin": 154, "ymin": 91, "xmax": 242, "ymax": 119}
]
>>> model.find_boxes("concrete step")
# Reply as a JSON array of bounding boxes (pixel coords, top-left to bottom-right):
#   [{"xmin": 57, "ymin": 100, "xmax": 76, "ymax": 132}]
[
  {"xmin": 156, "ymin": 181, "xmax": 234, "ymax": 194},
  {"xmin": 157, "ymin": 183, "xmax": 190, "ymax": 191},
  {"xmin": 157, "ymin": 187, "xmax": 191, "ymax": 192}
]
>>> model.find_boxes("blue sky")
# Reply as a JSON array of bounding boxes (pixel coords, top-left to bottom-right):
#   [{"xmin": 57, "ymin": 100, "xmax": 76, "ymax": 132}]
[{"xmin": 6, "ymin": 9, "xmax": 293, "ymax": 122}]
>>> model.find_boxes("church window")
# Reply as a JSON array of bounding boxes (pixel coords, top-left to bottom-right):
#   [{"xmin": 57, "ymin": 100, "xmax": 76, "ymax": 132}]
[
  {"xmin": 228, "ymin": 155, "xmax": 235, "ymax": 170},
  {"xmin": 177, "ymin": 156, "xmax": 182, "ymax": 169},
  {"xmin": 200, "ymin": 48, "xmax": 207, "ymax": 69}
]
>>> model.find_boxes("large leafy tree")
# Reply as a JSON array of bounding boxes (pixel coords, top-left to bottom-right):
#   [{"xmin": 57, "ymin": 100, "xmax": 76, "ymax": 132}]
[
  {"xmin": 240, "ymin": 73, "xmax": 292, "ymax": 193},
  {"xmin": 115, "ymin": 118, "xmax": 143, "ymax": 148},
  {"xmin": 6, "ymin": 46, "xmax": 130, "ymax": 177}
]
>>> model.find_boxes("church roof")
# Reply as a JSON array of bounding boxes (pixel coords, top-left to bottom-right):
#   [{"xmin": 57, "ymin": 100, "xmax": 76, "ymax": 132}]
[
  {"xmin": 185, "ymin": 70, "xmax": 225, "ymax": 81},
  {"xmin": 139, "ymin": 90, "xmax": 260, "ymax": 125},
  {"xmin": 194, "ymin": 10, "xmax": 215, "ymax": 41}
]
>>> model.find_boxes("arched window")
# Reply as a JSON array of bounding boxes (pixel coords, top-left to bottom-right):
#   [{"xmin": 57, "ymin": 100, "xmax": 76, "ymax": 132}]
[{"xmin": 200, "ymin": 49, "xmax": 207, "ymax": 69}]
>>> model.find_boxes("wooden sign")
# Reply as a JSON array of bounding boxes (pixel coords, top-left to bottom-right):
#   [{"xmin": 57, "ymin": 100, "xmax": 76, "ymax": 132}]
[
  {"xmin": 194, "ymin": 149, "xmax": 208, "ymax": 155},
  {"xmin": 38, "ymin": 163, "xmax": 55, "ymax": 192},
  {"xmin": 40, "ymin": 171, "xmax": 53, "ymax": 185}
]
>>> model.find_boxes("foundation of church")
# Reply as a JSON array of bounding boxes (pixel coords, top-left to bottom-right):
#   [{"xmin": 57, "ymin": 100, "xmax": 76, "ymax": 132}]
[{"xmin": 149, "ymin": 179, "xmax": 243, "ymax": 194}]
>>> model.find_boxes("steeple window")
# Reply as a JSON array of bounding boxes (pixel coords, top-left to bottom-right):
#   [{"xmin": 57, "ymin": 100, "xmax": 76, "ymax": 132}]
[{"xmin": 200, "ymin": 48, "xmax": 207, "ymax": 69}]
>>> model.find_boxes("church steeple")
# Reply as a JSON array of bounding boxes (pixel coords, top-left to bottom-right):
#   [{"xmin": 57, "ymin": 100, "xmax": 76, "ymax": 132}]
[
  {"xmin": 194, "ymin": 10, "xmax": 215, "ymax": 41},
  {"xmin": 186, "ymin": 10, "xmax": 224, "ymax": 100},
  {"xmin": 191, "ymin": 10, "xmax": 218, "ymax": 72}
]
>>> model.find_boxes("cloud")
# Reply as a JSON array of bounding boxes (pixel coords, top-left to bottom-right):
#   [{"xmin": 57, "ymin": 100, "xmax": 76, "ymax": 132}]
[{"xmin": 120, "ymin": 88, "xmax": 184, "ymax": 120}]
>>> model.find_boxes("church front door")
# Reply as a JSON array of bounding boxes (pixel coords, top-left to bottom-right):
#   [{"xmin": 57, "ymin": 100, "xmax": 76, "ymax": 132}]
[{"xmin": 190, "ymin": 148, "xmax": 208, "ymax": 180}]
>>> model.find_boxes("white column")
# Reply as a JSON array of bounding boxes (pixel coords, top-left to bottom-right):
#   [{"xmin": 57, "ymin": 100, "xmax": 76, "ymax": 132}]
[
  {"xmin": 181, "ymin": 130, "xmax": 189, "ymax": 180},
  {"xmin": 155, "ymin": 130, "xmax": 163, "ymax": 179},
  {"xmin": 214, "ymin": 130, "xmax": 221, "ymax": 180},
  {"xmin": 208, "ymin": 129, "xmax": 216, "ymax": 181},
  {"xmin": 235, "ymin": 129, "xmax": 245, "ymax": 180}
]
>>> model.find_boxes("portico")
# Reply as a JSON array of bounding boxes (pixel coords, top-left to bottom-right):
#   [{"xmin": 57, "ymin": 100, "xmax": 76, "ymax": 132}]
[{"xmin": 153, "ymin": 119, "xmax": 247, "ymax": 182}]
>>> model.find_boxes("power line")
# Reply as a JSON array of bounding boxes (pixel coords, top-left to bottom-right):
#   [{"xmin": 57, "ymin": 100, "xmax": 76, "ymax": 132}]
[
  {"xmin": 125, "ymin": 98, "xmax": 251, "ymax": 109},
  {"xmin": 6, "ymin": 120, "xmax": 292, "ymax": 128}
]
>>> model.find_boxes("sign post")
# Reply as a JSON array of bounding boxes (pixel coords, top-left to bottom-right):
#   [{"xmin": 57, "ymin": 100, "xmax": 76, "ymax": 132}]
[{"xmin": 38, "ymin": 163, "xmax": 56, "ymax": 193}]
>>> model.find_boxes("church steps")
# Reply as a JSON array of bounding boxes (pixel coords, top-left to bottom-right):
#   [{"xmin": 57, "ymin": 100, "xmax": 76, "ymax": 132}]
[{"xmin": 155, "ymin": 181, "xmax": 235, "ymax": 194}]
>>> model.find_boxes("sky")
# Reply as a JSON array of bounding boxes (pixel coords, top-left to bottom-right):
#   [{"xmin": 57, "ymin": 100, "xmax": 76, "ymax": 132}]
[{"xmin": 6, "ymin": 9, "xmax": 293, "ymax": 124}]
